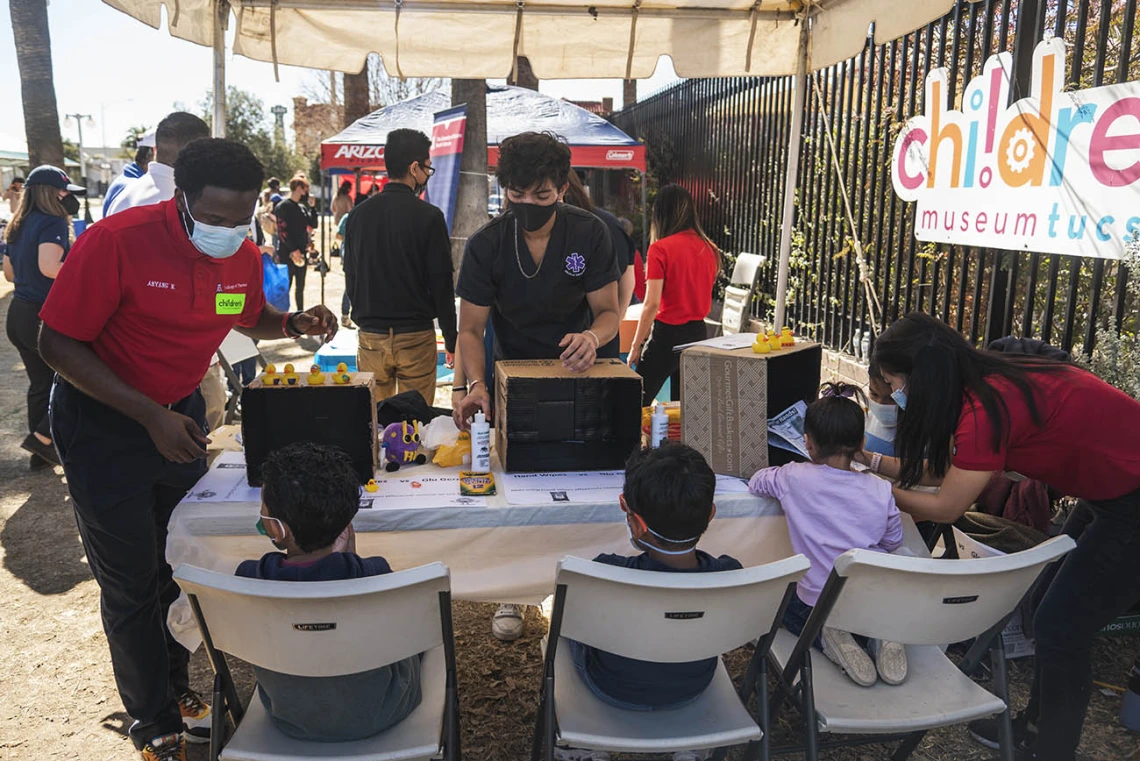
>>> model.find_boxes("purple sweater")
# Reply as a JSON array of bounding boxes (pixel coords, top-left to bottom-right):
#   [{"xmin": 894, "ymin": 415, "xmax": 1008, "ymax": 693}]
[{"xmin": 749, "ymin": 462, "xmax": 903, "ymax": 605}]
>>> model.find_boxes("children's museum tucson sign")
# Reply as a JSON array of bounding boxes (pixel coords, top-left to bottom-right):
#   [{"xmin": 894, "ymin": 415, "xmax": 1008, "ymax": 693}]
[{"xmin": 892, "ymin": 38, "xmax": 1140, "ymax": 259}]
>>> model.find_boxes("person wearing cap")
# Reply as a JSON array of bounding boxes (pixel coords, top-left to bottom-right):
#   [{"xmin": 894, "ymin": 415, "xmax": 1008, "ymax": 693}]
[
  {"xmin": 105, "ymin": 112, "xmax": 210, "ymax": 216},
  {"xmin": 1, "ymin": 166, "xmax": 83, "ymax": 467},
  {"xmin": 38, "ymin": 139, "xmax": 338, "ymax": 761},
  {"xmin": 103, "ymin": 130, "xmax": 154, "ymax": 216}
]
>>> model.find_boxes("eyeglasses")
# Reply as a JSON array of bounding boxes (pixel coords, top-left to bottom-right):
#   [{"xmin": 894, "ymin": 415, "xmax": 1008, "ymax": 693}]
[{"xmin": 420, "ymin": 163, "xmax": 436, "ymax": 178}]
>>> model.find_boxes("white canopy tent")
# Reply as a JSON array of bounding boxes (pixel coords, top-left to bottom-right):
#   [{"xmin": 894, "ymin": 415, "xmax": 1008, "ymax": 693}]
[{"xmin": 103, "ymin": 0, "xmax": 955, "ymax": 327}]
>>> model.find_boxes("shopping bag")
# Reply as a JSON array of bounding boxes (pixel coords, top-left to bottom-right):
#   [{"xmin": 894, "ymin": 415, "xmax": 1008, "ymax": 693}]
[{"xmin": 262, "ymin": 253, "xmax": 290, "ymax": 312}]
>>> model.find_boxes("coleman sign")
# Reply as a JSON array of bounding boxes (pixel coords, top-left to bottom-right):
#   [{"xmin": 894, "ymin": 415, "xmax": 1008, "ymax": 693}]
[{"xmin": 892, "ymin": 38, "xmax": 1140, "ymax": 259}]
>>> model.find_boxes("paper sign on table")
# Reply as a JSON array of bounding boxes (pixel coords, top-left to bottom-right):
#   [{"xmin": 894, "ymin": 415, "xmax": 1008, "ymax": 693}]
[
  {"xmin": 369, "ymin": 471, "xmax": 487, "ymax": 509},
  {"xmin": 500, "ymin": 471, "xmax": 625, "ymax": 505},
  {"xmin": 674, "ymin": 333, "xmax": 759, "ymax": 352},
  {"xmin": 183, "ymin": 452, "xmax": 264, "ymax": 503}
]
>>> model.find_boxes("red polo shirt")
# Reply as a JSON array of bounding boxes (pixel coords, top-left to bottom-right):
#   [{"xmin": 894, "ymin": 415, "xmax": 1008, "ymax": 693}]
[
  {"xmin": 40, "ymin": 199, "xmax": 265, "ymax": 405},
  {"xmin": 646, "ymin": 230, "xmax": 718, "ymax": 325}
]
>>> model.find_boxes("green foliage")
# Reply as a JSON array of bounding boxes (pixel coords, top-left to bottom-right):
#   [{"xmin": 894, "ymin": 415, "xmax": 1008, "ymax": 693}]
[
  {"xmin": 61, "ymin": 139, "xmax": 79, "ymax": 163},
  {"xmin": 1075, "ymin": 240, "xmax": 1140, "ymax": 400},
  {"xmin": 120, "ymin": 125, "xmax": 150, "ymax": 156},
  {"xmin": 198, "ymin": 87, "xmax": 304, "ymax": 182}
]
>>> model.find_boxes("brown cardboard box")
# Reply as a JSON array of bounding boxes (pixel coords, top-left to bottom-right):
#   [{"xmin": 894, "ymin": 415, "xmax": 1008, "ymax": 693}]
[
  {"xmin": 241, "ymin": 371, "xmax": 379, "ymax": 485},
  {"xmin": 495, "ymin": 359, "xmax": 643, "ymax": 472},
  {"xmin": 680, "ymin": 340, "xmax": 822, "ymax": 477}
]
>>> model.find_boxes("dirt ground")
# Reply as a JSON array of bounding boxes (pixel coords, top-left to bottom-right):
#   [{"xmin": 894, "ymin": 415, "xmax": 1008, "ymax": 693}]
[{"xmin": 0, "ymin": 261, "xmax": 1137, "ymax": 761}]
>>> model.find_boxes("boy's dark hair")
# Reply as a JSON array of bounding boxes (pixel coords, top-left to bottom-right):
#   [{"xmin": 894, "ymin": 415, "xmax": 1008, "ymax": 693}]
[
  {"xmin": 155, "ymin": 111, "xmax": 210, "ymax": 159},
  {"xmin": 623, "ymin": 443, "xmax": 716, "ymax": 546},
  {"xmin": 134, "ymin": 146, "xmax": 152, "ymax": 165},
  {"xmin": 496, "ymin": 131, "xmax": 571, "ymax": 191},
  {"xmin": 289, "ymin": 177, "xmax": 308, "ymax": 193},
  {"xmin": 261, "ymin": 442, "xmax": 361, "ymax": 553},
  {"xmin": 174, "ymin": 138, "xmax": 265, "ymax": 203},
  {"xmin": 385, "ymin": 129, "xmax": 431, "ymax": 180},
  {"xmin": 804, "ymin": 383, "xmax": 868, "ymax": 459},
  {"xmin": 267, "ymin": 177, "xmax": 281, "ymax": 190}
]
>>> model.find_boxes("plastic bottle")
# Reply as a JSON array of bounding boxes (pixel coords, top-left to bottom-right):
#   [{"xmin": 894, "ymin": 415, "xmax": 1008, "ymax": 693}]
[
  {"xmin": 852, "ymin": 328, "xmax": 863, "ymax": 360},
  {"xmin": 470, "ymin": 411, "xmax": 492, "ymax": 473},
  {"xmin": 650, "ymin": 403, "xmax": 669, "ymax": 448},
  {"xmin": 860, "ymin": 328, "xmax": 872, "ymax": 362}
]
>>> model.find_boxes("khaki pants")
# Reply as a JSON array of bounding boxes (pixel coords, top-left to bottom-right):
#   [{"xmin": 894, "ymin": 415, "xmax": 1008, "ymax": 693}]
[
  {"xmin": 357, "ymin": 329, "xmax": 438, "ymax": 404},
  {"xmin": 200, "ymin": 364, "xmax": 227, "ymax": 433}
]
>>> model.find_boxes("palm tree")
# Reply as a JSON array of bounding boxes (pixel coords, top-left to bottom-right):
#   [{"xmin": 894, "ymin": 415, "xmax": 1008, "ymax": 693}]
[{"xmin": 9, "ymin": 0, "xmax": 64, "ymax": 168}]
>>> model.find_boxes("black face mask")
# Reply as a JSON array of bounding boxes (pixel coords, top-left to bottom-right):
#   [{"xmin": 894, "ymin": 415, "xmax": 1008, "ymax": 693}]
[
  {"xmin": 513, "ymin": 201, "xmax": 558, "ymax": 232},
  {"xmin": 61, "ymin": 194, "xmax": 80, "ymax": 216}
]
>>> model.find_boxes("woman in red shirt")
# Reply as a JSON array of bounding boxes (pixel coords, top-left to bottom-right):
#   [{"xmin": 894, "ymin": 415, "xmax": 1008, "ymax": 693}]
[
  {"xmin": 627, "ymin": 185, "xmax": 720, "ymax": 406},
  {"xmin": 862, "ymin": 312, "xmax": 1140, "ymax": 761}
]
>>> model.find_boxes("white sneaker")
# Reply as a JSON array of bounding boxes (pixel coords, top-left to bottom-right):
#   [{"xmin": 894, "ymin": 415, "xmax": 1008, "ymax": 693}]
[
  {"xmin": 492, "ymin": 603, "xmax": 526, "ymax": 641},
  {"xmin": 867, "ymin": 638, "xmax": 908, "ymax": 685},
  {"xmin": 553, "ymin": 748, "xmax": 611, "ymax": 761},
  {"xmin": 673, "ymin": 750, "xmax": 713, "ymax": 761},
  {"xmin": 820, "ymin": 627, "xmax": 877, "ymax": 687}
]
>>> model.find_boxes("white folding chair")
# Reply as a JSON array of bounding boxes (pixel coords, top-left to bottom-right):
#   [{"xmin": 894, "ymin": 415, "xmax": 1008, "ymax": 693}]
[
  {"xmin": 533, "ymin": 554, "xmax": 810, "ymax": 761},
  {"xmin": 768, "ymin": 535, "xmax": 1076, "ymax": 761},
  {"xmin": 174, "ymin": 562, "xmax": 460, "ymax": 761},
  {"xmin": 718, "ymin": 253, "xmax": 766, "ymax": 336},
  {"xmin": 215, "ymin": 331, "xmax": 266, "ymax": 424}
]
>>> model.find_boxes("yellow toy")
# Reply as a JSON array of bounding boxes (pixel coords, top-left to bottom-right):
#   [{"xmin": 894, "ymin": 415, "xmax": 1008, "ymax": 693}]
[
  {"xmin": 767, "ymin": 331, "xmax": 782, "ymax": 350},
  {"xmin": 780, "ymin": 327, "xmax": 795, "ymax": 347},
  {"xmin": 282, "ymin": 363, "xmax": 299, "ymax": 386},
  {"xmin": 262, "ymin": 363, "xmax": 282, "ymax": 386},
  {"xmin": 306, "ymin": 364, "xmax": 325, "ymax": 385},
  {"xmin": 752, "ymin": 334, "xmax": 771, "ymax": 354},
  {"xmin": 364, "ymin": 478, "xmax": 379, "ymax": 493},
  {"xmin": 333, "ymin": 362, "xmax": 353, "ymax": 385}
]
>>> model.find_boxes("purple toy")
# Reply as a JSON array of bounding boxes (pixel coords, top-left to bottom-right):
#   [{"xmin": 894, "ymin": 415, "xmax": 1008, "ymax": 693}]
[{"xmin": 382, "ymin": 421, "xmax": 427, "ymax": 472}]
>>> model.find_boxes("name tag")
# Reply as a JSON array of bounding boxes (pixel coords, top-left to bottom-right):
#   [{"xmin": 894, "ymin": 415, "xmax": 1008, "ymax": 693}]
[{"xmin": 216, "ymin": 292, "xmax": 246, "ymax": 315}]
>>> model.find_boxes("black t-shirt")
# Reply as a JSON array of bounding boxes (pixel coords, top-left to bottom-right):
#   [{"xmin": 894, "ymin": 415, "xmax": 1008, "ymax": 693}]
[
  {"xmin": 456, "ymin": 205, "xmax": 619, "ymax": 360},
  {"xmin": 593, "ymin": 207, "xmax": 634, "ymax": 271},
  {"xmin": 274, "ymin": 199, "xmax": 316, "ymax": 259}
]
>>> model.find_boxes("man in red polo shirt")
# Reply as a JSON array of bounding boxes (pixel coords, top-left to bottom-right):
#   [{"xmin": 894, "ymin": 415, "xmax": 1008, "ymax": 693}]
[{"xmin": 38, "ymin": 139, "xmax": 337, "ymax": 761}]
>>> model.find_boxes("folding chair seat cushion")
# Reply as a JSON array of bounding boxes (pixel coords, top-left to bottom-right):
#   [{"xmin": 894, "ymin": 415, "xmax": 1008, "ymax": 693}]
[
  {"xmin": 769, "ymin": 630, "xmax": 1006, "ymax": 734},
  {"xmin": 220, "ymin": 645, "xmax": 447, "ymax": 761},
  {"xmin": 553, "ymin": 637, "xmax": 763, "ymax": 754}
]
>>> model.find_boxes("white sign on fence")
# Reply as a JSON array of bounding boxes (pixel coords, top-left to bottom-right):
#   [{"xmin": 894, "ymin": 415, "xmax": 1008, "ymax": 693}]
[{"xmin": 891, "ymin": 37, "xmax": 1140, "ymax": 259}]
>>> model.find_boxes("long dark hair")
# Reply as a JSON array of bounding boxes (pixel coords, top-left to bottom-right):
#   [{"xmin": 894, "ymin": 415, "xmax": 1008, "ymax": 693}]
[
  {"xmin": 872, "ymin": 313, "xmax": 1069, "ymax": 487},
  {"xmin": 651, "ymin": 184, "xmax": 723, "ymax": 270},
  {"xmin": 562, "ymin": 170, "xmax": 595, "ymax": 214}
]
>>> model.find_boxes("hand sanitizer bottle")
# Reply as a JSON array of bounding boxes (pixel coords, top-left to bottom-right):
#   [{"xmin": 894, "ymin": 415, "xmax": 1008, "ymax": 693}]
[{"xmin": 470, "ymin": 411, "xmax": 492, "ymax": 474}]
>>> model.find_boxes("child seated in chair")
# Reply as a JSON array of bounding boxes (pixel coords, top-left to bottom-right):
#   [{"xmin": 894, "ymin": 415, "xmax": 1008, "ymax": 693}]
[
  {"xmin": 558, "ymin": 443, "xmax": 741, "ymax": 761},
  {"xmin": 237, "ymin": 442, "xmax": 422, "ymax": 741},
  {"xmin": 749, "ymin": 383, "xmax": 907, "ymax": 688},
  {"xmin": 864, "ymin": 359, "xmax": 899, "ymax": 457}
]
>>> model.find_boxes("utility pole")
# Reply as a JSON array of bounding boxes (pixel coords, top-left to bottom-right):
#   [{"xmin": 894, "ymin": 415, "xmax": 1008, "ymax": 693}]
[{"xmin": 64, "ymin": 112, "xmax": 93, "ymax": 223}]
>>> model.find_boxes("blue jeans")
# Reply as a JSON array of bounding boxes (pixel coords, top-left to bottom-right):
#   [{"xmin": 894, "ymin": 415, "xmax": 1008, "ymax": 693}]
[
  {"xmin": 567, "ymin": 640, "xmax": 702, "ymax": 712},
  {"xmin": 782, "ymin": 593, "xmax": 823, "ymax": 650}
]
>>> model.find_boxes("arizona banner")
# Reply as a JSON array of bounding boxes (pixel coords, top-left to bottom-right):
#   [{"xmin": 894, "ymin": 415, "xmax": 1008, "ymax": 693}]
[
  {"xmin": 892, "ymin": 37, "xmax": 1140, "ymax": 259},
  {"xmin": 423, "ymin": 104, "xmax": 467, "ymax": 233}
]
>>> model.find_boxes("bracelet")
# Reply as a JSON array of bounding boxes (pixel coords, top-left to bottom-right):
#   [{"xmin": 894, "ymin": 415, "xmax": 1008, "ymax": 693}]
[
  {"xmin": 281, "ymin": 312, "xmax": 294, "ymax": 338},
  {"xmin": 468, "ymin": 379, "xmax": 485, "ymax": 392},
  {"xmin": 870, "ymin": 452, "xmax": 883, "ymax": 474},
  {"xmin": 584, "ymin": 329, "xmax": 600, "ymax": 348},
  {"xmin": 453, "ymin": 384, "xmax": 467, "ymax": 393}
]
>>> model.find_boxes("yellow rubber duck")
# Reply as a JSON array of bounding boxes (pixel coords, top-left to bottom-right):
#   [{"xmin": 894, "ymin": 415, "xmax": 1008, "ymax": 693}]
[
  {"xmin": 780, "ymin": 327, "xmax": 796, "ymax": 347},
  {"xmin": 333, "ymin": 362, "xmax": 352, "ymax": 385},
  {"xmin": 307, "ymin": 364, "xmax": 325, "ymax": 385},
  {"xmin": 282, "ymin": 363, "xmax": 299, "ymax": 386},
  {"xmin": 262, "ymin": 363, "xmax": 282, "ymax": 386},
  {"xmin": 364, "ymin": 479, "xmax": 379, "ymax": 493},
  {"xmin": 752, "ymin": 334, "xmax": 772, "ymax": 354},
  {"xmin": 767, "ymin": 331, "xmax": 782, "ymax": 350}
]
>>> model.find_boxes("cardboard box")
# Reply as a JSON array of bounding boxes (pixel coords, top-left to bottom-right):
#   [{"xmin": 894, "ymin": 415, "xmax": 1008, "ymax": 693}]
[
  {"xmin": 495, "ymin": 359, "xmax": 642, "ymax": 473},
  {"xmin": 241, "ymin": 371, "xmax": 378, "ymax": 486},
  {"xmin": 680, "ymin": 339, "xmax": 822, "ymax": 478}
]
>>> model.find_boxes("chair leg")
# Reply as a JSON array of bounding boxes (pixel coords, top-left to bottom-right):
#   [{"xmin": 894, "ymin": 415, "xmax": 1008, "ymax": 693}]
[
  {"xmin": 890, "ymin": 731, "xmax": 927, "ymax": 761},
  {"xmin": 757, "ymin": 657, "xmax": 771, "ymax": 761},
  {"xmin": 543, "ymin": 676, "xmax": 556, "ymax": 761},
  {"xmin": 530, "ymin": 694, "xmax": 546, "ymax": 761},
  {"xmin": 209, "ymin": 673, "xmax": 225, "ymax": 761},
  {"xmin": 800, "ymin": 657, "xmax": 819, "ymax": 761},
  {"xmin": 446, "ymin": 685, "xmax": 462, "ymax": 761},
  {"xmin": 991, "ymin": 642, "xmax": 1015, "ymax": 761}
]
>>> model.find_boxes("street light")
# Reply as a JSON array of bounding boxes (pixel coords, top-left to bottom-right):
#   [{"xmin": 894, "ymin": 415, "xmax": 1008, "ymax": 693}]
[{"xmin": 65, "ymin": 112, "xmax": 95, "ymax": 223}]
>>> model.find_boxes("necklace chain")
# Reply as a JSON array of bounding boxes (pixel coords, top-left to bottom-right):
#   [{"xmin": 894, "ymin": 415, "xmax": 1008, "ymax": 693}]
[{"xmin": 514, "ymin": 219, "xmax": 545, "ymax": 280}]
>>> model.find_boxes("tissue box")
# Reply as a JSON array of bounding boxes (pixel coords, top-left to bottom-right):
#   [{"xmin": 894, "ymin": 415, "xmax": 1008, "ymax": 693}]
[
  {"xmin": 241, "ymin": 372, "xmax": 378, "ymax": 486},
  {"xmin": 680, "ymin": 340, "xmax": 821, "ymax": 478},
  {"xmin": 495, "ymin": 359, "xmax": 642, "ymax": 473}
]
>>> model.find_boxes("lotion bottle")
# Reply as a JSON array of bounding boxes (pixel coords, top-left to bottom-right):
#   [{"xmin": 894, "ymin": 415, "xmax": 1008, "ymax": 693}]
[{"xmin": 470, "ymin": 411, "xmax": 492, "ymax": 473}]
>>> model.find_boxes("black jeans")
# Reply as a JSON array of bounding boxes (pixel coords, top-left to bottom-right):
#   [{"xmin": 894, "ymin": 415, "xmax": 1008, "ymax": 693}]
[
  {"xmin": 6, "ymin": 297, "xmax": 53, "ymax": 438},
  {"xmin": 635, "ymin": 320, "xmax": 706, "ymax": 406},
  {"xmin": 1025, "ymin": 489, "xmax": 1140, "ymax": 760},
  {"xmin": 51, "ymin": 380, "xmax": 208, "ymax": 748},
  {"xmin": 287, "ymin": 260, "xmax": 306, "ymax": 311}
]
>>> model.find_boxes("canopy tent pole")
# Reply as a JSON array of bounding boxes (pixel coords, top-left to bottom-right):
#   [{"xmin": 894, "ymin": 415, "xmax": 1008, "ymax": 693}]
[
  {"xmin": 773, "ymin": 16, "xmax": 809, "ymax": 331},
  {"xmin": 639, "ymin": 170, "xmax": 648, "ymax": 258},
  {"xmin": 212, "ymin": 0, "xmax": 228, "ymax": 137}
]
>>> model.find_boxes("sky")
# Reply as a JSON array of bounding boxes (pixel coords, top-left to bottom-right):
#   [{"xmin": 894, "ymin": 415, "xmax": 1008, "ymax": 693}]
[{"xmin": 0, "ymin": 0, "xmax": 679, "ymax": 155}]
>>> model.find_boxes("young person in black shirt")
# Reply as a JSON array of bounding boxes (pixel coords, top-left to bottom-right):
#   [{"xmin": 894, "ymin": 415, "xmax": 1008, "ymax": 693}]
[
  {"xmin": 453, "ymin": 132, "xmax": 621, "ymax": 429},
  {"xmin": 345, "ymin": 129, "xmax": 456, "ymax": 404},
  {"xmin": 274, "ymin": 177, "xmax": 318, "ymax": 311}
]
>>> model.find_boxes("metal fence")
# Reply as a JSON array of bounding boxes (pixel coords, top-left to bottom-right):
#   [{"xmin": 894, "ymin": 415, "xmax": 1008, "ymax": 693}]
[{"xmin": 609, "ymin": 0, "xmax": 1138, "ymax": 354}]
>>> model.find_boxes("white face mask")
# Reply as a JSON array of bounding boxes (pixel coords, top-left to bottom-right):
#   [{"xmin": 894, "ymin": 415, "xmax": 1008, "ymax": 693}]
[
  {"xmin": 868, "ymin": 399, "xmax": 899, "ymax": 427},
  {"xmin": 183, "ymin": 200, "xmax": 249, "ymax": 259},
  {"xmin": 624, "ymin": 516, "xmax": 701, "ymax": 556}
]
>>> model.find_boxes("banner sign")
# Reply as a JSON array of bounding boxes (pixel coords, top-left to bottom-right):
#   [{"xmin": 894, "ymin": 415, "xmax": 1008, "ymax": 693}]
[
  {"xmin": 892, "ymin": 38, "xmax": 1140, "ymax": 259},
  {"xmin": 424, "ymin": 105, "xmax": 467, "ymax": 233}
]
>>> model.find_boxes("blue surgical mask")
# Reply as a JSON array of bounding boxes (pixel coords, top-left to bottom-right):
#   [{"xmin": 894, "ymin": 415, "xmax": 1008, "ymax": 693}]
[
  {"xmin": 890, "ymin": 388, "xmax": 908, "ymax": 410},
  {"xmin": 625, "ymin": 517, "xmax": 701, "ymax": 556},
  {"xmin": 184, "ymin": 201, "xmax": 249, "ymax": 259},
  {"xmin": 868, "ymin": 399, "xmax": 898, "ymax": 427}
]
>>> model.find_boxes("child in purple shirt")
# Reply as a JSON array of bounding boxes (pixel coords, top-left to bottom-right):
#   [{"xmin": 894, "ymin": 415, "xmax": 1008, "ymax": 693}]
[{"xmin": 749, "ymin": 383, "xmax": 906, "ymax": 687}]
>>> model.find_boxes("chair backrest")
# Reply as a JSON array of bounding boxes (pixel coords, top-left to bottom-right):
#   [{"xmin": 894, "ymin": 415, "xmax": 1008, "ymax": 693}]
[
  {"xmin": 555, "ymin": 554, "xmax": 809, "ymax": 663},
  {"xmin": 217, "ymin": 330, "xmax": 261, "ymax": 367},
  {"xmin": 730, "ymin": 253, "xmax": 764, "ymax": 287},
  {"xmin": 174, "ymin": 562, "xmax": 450, "ymax": 678},
  {"xmin": 823, "ymin": 535, "xmax": 1074, "ymax": 645}
]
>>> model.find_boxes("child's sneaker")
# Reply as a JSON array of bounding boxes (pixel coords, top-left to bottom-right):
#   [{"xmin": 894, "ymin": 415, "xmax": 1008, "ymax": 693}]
[
  {"xmin": 867, "ymin": 639, "xmax": 908, "ymax": 685},
  {"xmin": 140, "ymin": 733, "xmax": 186, "ymax": 761},
  {"xmin": 553, "ymin": 749, "xmax": 611, "ymax": 761},
  {"xmin": 492, "ymin": 604, "xmax": 526, "ymax": 641},
  {"xmin": 821, "ymin": 627, "xmax": 877, "ymax": 687},
  {"xmin": 178, "ymin": 690, "xmax": 212, "ymax": 743}
]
